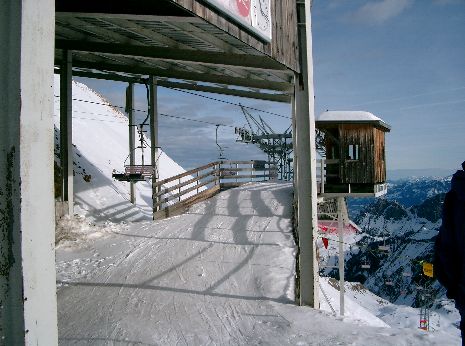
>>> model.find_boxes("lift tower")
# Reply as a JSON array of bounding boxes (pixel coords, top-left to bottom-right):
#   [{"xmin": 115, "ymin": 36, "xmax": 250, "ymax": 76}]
[{"xmin": 235, "ymin": 106, "xmax": 293, "ymax": 180}]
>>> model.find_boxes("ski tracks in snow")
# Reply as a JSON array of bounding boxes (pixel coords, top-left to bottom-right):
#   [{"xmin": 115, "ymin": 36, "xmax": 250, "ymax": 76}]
[{"xmin": 56, "ymin": 182, "xmax": 451, "ymax": 345}]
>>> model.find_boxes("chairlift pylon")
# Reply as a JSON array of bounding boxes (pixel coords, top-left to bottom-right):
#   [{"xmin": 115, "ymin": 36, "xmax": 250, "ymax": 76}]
[{"xmin": 216, "ymin": 124, "xmax": 227, "ymax": 160}]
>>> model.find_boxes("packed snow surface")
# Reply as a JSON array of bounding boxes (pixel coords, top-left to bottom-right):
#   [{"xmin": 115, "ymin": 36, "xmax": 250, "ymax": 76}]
[{"xmin": 56, "ymin": 182, "xmax": 457, "ymax": 345}]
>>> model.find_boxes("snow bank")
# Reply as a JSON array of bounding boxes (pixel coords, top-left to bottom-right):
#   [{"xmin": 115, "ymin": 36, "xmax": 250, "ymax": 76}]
[{"xmin": 317, "ymin": 110, "xmax": 382, "ymax": 122}]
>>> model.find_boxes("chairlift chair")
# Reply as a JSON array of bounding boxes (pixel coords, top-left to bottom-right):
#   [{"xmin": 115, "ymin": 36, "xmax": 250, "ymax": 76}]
[
  {"xmin": 113, "ymin": 165, "xmax": 153, "ymax": 182},
  {"xmin": 361, "ymin": 259, "xmax": 371, "ymax": 269},
  {"xmin": 113, "ymin": 122, "xmax": 154, "ymax": 182},
  {"xmin": 378, "ymin": 221, "xmax": 391, "ymax": 253},
  {"xmin": 378, "ymin": 245, "xmax": 390, "ymax": 253}
]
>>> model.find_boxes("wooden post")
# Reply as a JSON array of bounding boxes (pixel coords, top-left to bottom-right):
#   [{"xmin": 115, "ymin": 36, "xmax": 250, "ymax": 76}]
[
  {"xmin": 60, "ymin": 49, "xmax": 73, "ymax": 216},
  {"xmin": 295, "ymin": 0, "xmax": 319, "ymax": 308},
  {"xmin": 126, "ymin": 83, "xmax": 136, "ymax": 204},
  {"xmin": 149, "ymin": 76, "xmax": 158, "ymax": 220}
]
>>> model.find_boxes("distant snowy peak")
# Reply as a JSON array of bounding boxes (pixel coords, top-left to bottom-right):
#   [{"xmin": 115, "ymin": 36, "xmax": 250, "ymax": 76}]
[{"xmin": 387, "ymin": 177, "xmax": 451, "ymax": 207}]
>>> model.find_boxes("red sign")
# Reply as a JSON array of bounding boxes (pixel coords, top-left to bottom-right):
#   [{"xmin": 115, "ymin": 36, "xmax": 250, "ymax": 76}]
[
  {"xmin": 236, "ymin": 0, "xmax": 251, "ymax": 17},
  {"xmin": 318, "ymin": 220, "xmax": 360, "ymax": 234},
  {"xmin": 322, "ymin": 237, "xmax": 329, "ymax": 249}
]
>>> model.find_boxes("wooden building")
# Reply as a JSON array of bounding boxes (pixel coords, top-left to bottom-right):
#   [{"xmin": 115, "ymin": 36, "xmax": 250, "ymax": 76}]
[{"xmin": 316, "ymin": 111, "xmax": 391, "ymax": 197}]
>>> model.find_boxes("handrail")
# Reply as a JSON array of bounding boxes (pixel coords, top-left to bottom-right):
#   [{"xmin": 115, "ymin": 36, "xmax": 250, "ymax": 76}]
[
  {"xmin": 153, "ymin": 161, "xmax": 219, "ymax": 187},
  {"xmin": 152, "ymin": 160, "xmax": 277, "ymax": 219}
]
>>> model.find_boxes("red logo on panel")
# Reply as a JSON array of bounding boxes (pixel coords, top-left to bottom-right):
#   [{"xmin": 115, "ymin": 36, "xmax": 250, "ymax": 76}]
[{"xmin": 236, "ymin": 0, "xmax": 251, "ymax": 17}]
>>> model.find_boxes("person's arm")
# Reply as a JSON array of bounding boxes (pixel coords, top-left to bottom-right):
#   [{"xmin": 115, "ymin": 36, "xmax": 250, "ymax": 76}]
[{"xmin": 434, "ymin": 191, "xmax": 459, "ymax": 298}]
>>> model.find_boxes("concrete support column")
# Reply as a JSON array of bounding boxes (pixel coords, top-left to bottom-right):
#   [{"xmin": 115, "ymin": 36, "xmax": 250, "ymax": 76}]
[
  {"xmin": 126, "ymin": 83, "xmax": 136, "ymax": 204},
  {"xmin": 60, "ymin": 49, "xmax": 73, "ymax": 216},
  {"xmin": 0, "ymin": 1, "xmax": 58, "ymax": 344},
  {"xmin": 295, "ymin": 0, "xmax": 319, "ymax": 308},
  {"xmin": 149, "ymin": 76, "xmax": 159, "ymax": 219}
]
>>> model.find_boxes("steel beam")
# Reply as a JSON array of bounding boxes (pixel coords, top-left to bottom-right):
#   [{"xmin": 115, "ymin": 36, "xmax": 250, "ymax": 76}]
[
  {"xmin": 126, "ymin": 83, "xmax": 136, "ymax": 204},
  {"xmin": 60, "ymin": 50, "xmax": 74, "ymax": 216},
  {"xmin": 294, "ymin": 0, "xmax": 319, "ymax": 308},
  {"xmin": 159, "ymin": 81, "xmax": 291, "ymax": 103},
  {"xmin": 66, "ymin": 69, "xmax": 292, "ymax": 103},
  {"xmin": 64, "ymin": 60, "xmax": 292, "ymax": 91},
  {"xmin": 149, "ymin": 76, "xmax": 159, "ymax": 219},
  {"xmin": 0, "ymin": 0, "xmax": 58, "ymax": 344},
  {"xmin": 56, "ymin": 12, "xmax": 203, "ymax": 23},
  {"xmin": 55, "ymin": 39, "xmax": 288, "ymax": 71}
]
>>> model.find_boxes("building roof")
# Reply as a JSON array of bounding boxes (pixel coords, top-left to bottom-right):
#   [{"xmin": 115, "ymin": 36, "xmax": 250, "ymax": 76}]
[{"xmin": 316, "ymin": 111, "xmax": 391, "ymax": 132}]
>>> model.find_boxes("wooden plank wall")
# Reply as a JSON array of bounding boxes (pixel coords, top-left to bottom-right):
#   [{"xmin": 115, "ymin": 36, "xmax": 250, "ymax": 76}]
[
  {"xmin": 339, "ymin": 124, "xmax": 374, "ymax": 184},
  {"xmin": 373, "ymin": 128, "xmax": 387, "ymax": 183},
  {"xmin": 170, "ymin": 0, "xmax": 300, "ymax": 72}
]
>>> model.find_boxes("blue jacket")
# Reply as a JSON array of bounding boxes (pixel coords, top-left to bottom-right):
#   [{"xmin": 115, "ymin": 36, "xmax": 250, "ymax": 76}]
[{"xmin": 435, "ymin": 169, "xmax": 465, "ymax": 313}]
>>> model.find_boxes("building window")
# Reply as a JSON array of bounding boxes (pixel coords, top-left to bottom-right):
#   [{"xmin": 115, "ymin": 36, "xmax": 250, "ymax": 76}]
[{"xmin": 347, "ymin": 144, "xmax": 359, "ymax": 160}]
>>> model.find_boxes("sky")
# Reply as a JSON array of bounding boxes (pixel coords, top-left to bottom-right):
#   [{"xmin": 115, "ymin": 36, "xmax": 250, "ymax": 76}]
[{"xmin": 76, "ymin": 0, "xmax": 465, "ymax": 174}]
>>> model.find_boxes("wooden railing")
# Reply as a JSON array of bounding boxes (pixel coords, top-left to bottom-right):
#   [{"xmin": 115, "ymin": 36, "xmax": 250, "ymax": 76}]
[{"xmin": 153, "ymin": 160, "xmax": 277, "ymax": 219}]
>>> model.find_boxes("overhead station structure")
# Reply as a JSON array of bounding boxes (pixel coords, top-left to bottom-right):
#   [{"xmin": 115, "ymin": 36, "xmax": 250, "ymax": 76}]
[{"xmin": 1, "ymin": 0, "xmax": 324, "ymax": 343}]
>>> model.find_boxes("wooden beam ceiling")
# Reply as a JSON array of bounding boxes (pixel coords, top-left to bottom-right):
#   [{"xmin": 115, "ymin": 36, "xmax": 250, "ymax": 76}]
[
  {"xmin": 55, "ymin": 58, "xmax": 292, "ymax": 92},
  {"xmin": 56, "ymin": 40, "xmax": 288, "ymax": 71}
]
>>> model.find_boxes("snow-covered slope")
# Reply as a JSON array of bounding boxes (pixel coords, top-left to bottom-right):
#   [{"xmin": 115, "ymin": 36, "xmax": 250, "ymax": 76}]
[
  {"xmin": 334, "ymin": 181, "xmax": 461, "ymax": 340},
  {"xmin": 56, "ymin": 182, "xmax": 459, "ymax": 345},
  {"xmin": 348, "ymin": 177, "xmax": 451, "ymax": 217},
  {"xmin": 53, "ymin": 76, "xmax": 186, "ymax": 224}
]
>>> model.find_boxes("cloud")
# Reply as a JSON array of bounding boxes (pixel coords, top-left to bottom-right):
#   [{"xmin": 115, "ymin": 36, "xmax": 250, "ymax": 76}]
[
  {"xmin": 351, "ymin": 0, "xmax": 414, "ymax": 25},
  {"xmin": 433, "ymin": 0, "xmax": 463, "ymax": 5}
]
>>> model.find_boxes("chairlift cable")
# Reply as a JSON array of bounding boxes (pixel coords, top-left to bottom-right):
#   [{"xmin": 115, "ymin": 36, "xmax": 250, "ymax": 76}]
[
  {"xmin": 56, "ymin": 95, "xmax": 235, "ymax": 128},
  {"xmin": 164, "ymin": 87, "xmax": 291, "ymax": 119}
]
